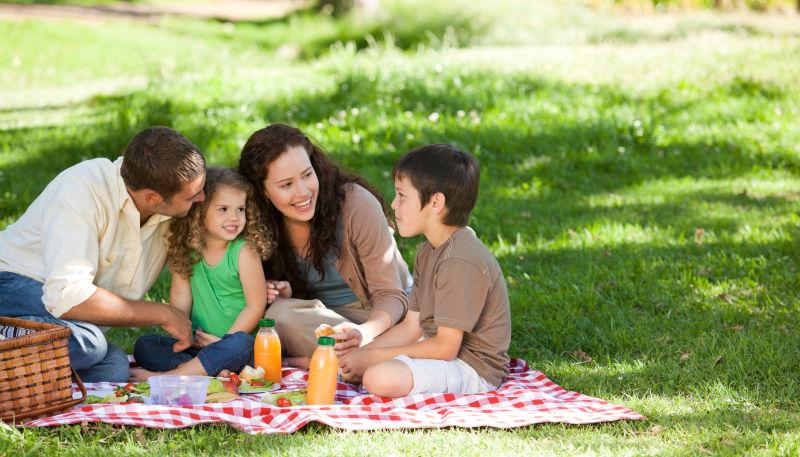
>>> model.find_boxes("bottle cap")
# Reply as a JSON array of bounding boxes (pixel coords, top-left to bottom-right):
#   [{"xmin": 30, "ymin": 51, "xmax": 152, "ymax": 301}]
[
  {"xmin": 259, "ymin": 319, "xmax": 275, "ymax": 327},
  {"xmin": 318, "ymin": 336, "xmax": 335, "ymax": 346}
]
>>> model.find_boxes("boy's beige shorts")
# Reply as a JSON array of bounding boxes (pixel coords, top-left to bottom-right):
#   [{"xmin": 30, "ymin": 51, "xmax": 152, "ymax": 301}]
[{"xmin": 264, "ymin": 298, "xmax": 370, "ymax": 358}]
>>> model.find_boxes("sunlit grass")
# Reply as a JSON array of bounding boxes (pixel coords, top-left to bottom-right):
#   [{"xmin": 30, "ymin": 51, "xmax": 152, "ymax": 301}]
[{"xmin": 1, "ymin": 0, "xmax": 800, "ymax": 455}]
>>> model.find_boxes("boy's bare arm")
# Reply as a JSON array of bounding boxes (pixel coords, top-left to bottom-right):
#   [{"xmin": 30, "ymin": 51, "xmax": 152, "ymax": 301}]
[
  {"xmin": 362, "ymin": 310, "xmax": 423, "ymax": 348},
  {"xmin": 340, "ymin": 324, "xmax": 463, "ymax": 381}
]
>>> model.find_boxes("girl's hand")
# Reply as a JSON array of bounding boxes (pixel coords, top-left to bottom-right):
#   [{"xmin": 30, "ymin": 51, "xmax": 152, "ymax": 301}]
[
  {"xmin": 332, "ymin": 322, "xmax": 364, "ymax": 356},
  {"xmin": 192, "ymin": 328, "xmax": 221, "ymax": 349},
  {"xmin": 266, "ymin": 280, "xmax": 292, "ymax": 303}
]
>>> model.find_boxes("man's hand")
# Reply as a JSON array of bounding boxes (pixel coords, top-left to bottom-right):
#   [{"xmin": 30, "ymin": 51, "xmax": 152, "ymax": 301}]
[
  {"xmin": 158, "ymin": 305, "xmax": 193, "ymax": 352},
  {"xmin": 331, "ymin": 322, "xmax": 364, "ymax": 356},
  {"xmin": 61, "ymin": 288, "xmax": 193, "ymax": 353}
]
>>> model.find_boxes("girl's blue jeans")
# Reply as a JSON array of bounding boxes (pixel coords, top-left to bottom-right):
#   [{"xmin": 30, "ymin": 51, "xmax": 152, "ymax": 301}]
[{"xmin": 133, "ymin": 332, "xmax": 254, "ymax": 376}]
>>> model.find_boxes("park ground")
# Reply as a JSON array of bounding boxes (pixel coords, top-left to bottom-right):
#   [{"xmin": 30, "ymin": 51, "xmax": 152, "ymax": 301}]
[{"xmin": 1, "ymin": 0, "xmax": 800, "ymax": 455}]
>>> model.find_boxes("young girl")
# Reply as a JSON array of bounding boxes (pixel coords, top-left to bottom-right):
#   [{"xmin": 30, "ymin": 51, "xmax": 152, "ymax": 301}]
[{"xmin": 130, "ymin": 167, "xmax": 290, "ymax": 380}]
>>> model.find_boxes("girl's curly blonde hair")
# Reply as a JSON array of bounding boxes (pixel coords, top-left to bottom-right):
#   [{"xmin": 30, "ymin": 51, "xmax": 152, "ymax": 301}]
[{"xmin": 167, "ymin": 166, "xmax": 274, "ymax": 278}]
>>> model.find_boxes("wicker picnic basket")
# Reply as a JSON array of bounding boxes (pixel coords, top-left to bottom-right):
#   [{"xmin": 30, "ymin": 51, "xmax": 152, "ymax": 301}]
[{"xmin": 0, "ymin": 316, "xmax": 86, "ymax": 422}]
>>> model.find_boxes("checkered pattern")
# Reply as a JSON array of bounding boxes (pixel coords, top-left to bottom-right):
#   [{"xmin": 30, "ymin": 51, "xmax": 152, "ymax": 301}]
[{"xmin": 24, "ymin": 359, "xmax": 644, "ymax": 433}]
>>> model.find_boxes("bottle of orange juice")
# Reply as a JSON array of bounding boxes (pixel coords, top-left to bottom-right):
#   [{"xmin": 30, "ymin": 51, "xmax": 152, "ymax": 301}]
[
  {"xmin": 307, "ymin": 336, "xmax": 338, "ymax": 405},
  {"xmin": 254, "ymin": 319, "xmax": 282, "ymax": 383}
]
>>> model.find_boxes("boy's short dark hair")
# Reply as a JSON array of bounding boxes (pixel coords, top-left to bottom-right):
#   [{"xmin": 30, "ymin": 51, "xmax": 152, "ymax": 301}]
[
  {"xmin": 121, "ymin": 126, "xmax": 206, "ymax": 201},
  {"xmin": 393, "ymin": 144, "xmax": 479, "ymax": 227}
]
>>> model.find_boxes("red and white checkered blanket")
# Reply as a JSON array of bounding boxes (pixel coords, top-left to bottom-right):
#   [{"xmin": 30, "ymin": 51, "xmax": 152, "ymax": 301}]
[{"xmin": 25, "ymin": 359, "xmax": 644, "ymax": 433}]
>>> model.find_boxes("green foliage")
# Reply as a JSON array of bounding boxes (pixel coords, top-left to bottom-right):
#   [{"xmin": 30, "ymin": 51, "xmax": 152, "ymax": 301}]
[
  {"xmin": 608, "ymin": 0, "xmax": 796, "ymax": 11},
  {"xmin": 1, "ymin": 0, "xmax": 129, "ymax": 4},
  {"xmin": 2, "ymin": 0, "xmax": 800, "ymax": 454}
]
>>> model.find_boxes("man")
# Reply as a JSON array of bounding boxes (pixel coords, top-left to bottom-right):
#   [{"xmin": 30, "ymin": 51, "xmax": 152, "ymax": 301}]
[{"xmin": 0, "ymin": 126, "xmax": 206, "ymax": 382}]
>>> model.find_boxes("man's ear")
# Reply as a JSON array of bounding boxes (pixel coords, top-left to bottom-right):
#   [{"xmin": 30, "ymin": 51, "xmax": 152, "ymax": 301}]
[
  {"xmin": 143, "ymin": 189, "xmax": 165, "ymax": 206},
  {"xmin": 430, "ymin": 192, "xmax": 447, "ymax": 216}
]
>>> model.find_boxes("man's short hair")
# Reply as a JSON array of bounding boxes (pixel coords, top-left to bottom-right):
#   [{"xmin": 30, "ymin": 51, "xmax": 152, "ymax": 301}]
[
  {"xmin": 120, "ymin": 126, "xmax": 205, "ymax": 200},
  {"xmin": 393, "ymin": 144, "xmax": 480, "ymax": 227}
]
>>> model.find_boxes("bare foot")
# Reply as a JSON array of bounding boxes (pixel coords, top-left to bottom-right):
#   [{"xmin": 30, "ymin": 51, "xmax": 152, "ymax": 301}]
[
  {"xmin": 285, "ymin": 356, "xmax": 310, "ymax": 369},
  {"xmin": 129, "ymin": 367, "xmax": 158, "ymax": 382}
]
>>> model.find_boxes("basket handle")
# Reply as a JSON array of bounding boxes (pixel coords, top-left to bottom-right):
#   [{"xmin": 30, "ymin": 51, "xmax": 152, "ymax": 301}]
[{"xmin": 71, "ymin": 367, "xmax": 87, "ymax": 403}]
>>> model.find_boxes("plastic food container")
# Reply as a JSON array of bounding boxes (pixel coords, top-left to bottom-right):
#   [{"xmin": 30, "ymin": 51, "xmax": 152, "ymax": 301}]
[{"xmin": 149, "ymin": 375, "xmax": 210, "ymax": 406}]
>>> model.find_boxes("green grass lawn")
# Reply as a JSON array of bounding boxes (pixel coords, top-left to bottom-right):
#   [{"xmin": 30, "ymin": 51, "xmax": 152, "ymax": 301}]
[{"xmin": 2, "ymin": 0, "xmax": 800, "ymax": 454}]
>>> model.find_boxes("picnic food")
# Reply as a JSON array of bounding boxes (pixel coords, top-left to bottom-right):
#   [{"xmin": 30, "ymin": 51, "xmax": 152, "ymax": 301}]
[
  {"xmin": 84, "ymin": 393, "xmax": 145, "ymax": 405},
  {"xmin": 240, "ymin": 365, "xmax": 265, "ymax": 382},
  {"xmin": 261, "ymin": 389, "xmax": 307, "ymax": 406},
  {"xmin": 314, "ymin": 324, "xmax": 334, "ymax": 338},
  {"xmin": 114, "ymin": 382, "xmax": 150, "ymax": 397},
  {"xmin": 307, "ymin": 336, "xmax": 338, "ymax": 405},
  {"xmin": 236, "ymin": 365, "xmax": 273, "ymax": 392},
  {"xmin": 205, "ymin": 392, "xmax": 239, "ymax": 403},
  {"xmin": 209, "ymin": 376, "xmax": 240, "ymax": 395},
  {"xmin": 254, "ymin": 319, "xmax": 282, "ymax": 383}
]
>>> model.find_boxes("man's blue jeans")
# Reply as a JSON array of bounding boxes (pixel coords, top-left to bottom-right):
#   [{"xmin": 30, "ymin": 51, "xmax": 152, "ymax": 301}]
[
  {"xmin": 133, "ymin": 332, "xmax": 254, "ymax": 376},
  {"xmin": 0, "ymin": 271, "xmax": 129, "ymax": 382}
]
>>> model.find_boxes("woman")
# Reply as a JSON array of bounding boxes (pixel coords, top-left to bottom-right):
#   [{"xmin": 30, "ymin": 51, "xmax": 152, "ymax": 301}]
[{"xmin": 239, "ymin": 123, "xmax": 411, "ymax": 364}]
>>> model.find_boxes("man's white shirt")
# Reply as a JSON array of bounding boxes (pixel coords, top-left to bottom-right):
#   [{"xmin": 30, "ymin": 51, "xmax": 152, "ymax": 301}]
[{"xmin": 0, "ymin": 157, "xmax": 172, "ymax": 317}]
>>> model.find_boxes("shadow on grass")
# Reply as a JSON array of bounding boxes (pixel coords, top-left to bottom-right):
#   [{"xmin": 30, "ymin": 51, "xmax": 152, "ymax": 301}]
[
  {"xmin": 502, "ymin": 236, "xmax": 800, "ymax": 406},
  {"xmin": 0, "ymin": 94, "xmax": 225, "ymax": 217},
  {"xmin": 2, "ymin": 67, "xmax": 799, "ymax": 412}
]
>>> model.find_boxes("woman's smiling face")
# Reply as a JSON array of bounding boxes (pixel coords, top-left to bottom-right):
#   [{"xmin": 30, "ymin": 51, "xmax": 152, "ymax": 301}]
[{"xmin": 263, "ymin": 145, "xmax": 320, "ymax": 224}]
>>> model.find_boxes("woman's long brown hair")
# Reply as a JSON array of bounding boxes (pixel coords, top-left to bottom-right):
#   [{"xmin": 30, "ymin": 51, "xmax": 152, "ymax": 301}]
[{"xmin": 238, "ymin": 123, "xmax": 387, "ymax": 299}]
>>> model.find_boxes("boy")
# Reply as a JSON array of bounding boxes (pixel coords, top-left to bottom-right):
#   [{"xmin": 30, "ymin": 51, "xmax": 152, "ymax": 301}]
[{"xmin": 339, "ymin": 144, "xmax": 511, "ymax": 396}]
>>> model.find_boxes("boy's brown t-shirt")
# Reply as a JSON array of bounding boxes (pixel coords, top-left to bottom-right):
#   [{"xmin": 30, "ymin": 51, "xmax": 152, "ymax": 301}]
[{"xmin": 408, "ymin": 227, "xmax": 511, "ymax": 387}]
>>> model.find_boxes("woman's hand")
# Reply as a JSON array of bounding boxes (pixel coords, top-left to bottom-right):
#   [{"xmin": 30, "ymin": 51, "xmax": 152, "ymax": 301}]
[
  {"xmin": 331, "ymin": 322, "xmax": 364, "ymax": 356},
  {"xmin": 192, "ymin": 328, "xmax": 221, "ymax": 349},
  {"xmin": 266, "ymin": 280, "xmax": 292, "ymax": 303}
]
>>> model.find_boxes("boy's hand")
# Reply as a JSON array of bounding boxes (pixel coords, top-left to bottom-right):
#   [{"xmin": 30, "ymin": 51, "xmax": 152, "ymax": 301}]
[
  {"xmin": 339, "ymin": 347, "xmax": 384, "ymax": 383},
  {"xmin": 266, "ymin": 280, "xmax": 291, "ymax": 303},
  {"xmin": 331, "ymin": 322, "xmax": 363, "ymax": 356},
  {"xmin": 192, "ymin": 328, "xmax": 220, "ymax": 349}
]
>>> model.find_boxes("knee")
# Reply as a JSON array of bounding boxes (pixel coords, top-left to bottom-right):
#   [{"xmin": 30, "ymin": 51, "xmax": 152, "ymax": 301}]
[
  {"xmin": 225, "ymin": 331, "xmax": 255, "ymax": 352},
  {"xmin": 104, "ymin": 345, "xmax": 130, "ymax": 383},
  {"xmin": 363, "ymin": 363, "xmax": 411, "ymax": 397},
  {"xmin": 69, "ymin": 324, "xmax": 108, "ymax": 368},
  {"xmin": 264, "ymin": 298, "xmax": 296, "ymax": 323},
  {"xmin": 272, "ymin": 299, "xmax": 324, "ymax": 333},
  {"xmin": 133, "ymin": 335, "xmax": 159, "ymax": 364}
]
